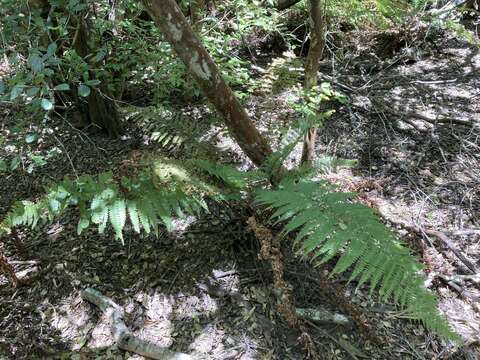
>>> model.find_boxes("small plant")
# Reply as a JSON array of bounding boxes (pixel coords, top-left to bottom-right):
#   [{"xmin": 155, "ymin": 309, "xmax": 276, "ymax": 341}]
[{"xmin": 0, "ymin": 150, "xmax": 460, "ymax": 342}]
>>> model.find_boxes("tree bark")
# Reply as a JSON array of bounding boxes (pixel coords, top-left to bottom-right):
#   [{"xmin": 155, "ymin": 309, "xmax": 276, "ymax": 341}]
[
  {"xmin": 140, "ymin": 0, "xmax": 273, "ymax": 167},
  {"xmin": 72, "ymin": 13, "xmax": 122, "ymax": 137},
  {"xmin": 300, "ymin": 0, "xmax": 325, "ymax": 164},
  {"xmin": 275, "ymin": 0, "xmax": 302, "ymax": 10}
]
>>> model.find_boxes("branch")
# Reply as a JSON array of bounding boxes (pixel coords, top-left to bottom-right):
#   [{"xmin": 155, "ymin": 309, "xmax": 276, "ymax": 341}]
[
  {"xmin": 372, "ymin": 202, "xmax": 479, "ymax": 275},
  {"xmin": 81, "ymin": 288, "xmax": 194, "ymax": 360}
]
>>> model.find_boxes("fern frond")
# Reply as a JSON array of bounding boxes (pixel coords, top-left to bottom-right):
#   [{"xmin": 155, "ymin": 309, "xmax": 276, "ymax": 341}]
[
  {"xmin": 0, "ymin": 160, "xmax": 215, "ymax": 242},
  {"xmin": 193, "ymin": 159, "xmax": 264, "ymax": 190},
  {"xmin": 109, "ymin": 199, "xmax": 126, "ymax": 244},
  {"xmin": 256, "ymin": 179, "xmax": 460, "ymax": 341}
]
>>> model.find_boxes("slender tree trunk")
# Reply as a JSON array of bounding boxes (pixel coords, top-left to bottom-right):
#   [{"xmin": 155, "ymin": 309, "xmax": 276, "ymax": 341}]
[
  {"xmin": 300, "ymin": 0, "xmax": 325, "ymax": 164},
  {"xmin": 72, "ymin": 14, "xmax": 122, "ymax": 137},
  {"xmin": 140, "ymin": 0, "xmax": 273, "ymax": 167}
]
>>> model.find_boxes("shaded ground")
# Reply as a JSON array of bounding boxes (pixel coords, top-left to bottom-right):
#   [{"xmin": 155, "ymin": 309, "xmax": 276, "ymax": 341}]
[{"xmin": 1, "ymin": 26, "xmax": 480, "ymax": 359}]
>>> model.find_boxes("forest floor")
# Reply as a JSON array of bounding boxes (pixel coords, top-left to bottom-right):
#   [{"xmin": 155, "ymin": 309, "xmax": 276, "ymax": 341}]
[{"xmin": 1, "ymin": 23, "xmax": 480, "ymax": 359}]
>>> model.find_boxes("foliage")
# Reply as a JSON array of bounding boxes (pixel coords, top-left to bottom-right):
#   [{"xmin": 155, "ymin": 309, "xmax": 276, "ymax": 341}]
[
  {"xmin": 0, "ymin": 158, "xmax": 223, "ymax": 243},
  {"xmin": 0, "ymin": 0, "xmax": 468, "ymax": 345},
  {"xmin": 255, "ymin": 177, "xmax": 459, "ymax": 341}
]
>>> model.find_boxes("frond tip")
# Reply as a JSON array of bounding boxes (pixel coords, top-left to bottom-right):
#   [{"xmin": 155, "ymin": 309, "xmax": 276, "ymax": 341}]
[{"xmin": 256, "ymin": 179, "xmax": 460, "ymax": 342}]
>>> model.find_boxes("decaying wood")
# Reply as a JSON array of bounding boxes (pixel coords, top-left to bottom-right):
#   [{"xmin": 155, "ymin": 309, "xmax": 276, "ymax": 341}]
[
  {"xmin": 81, "ymin": 288, "xmax": 194, "ymax": 360},
  {"xmin": 140, "ymin": 0, "xmax": 273, "ymax": 168},
  {"xmin": 0, "ymin": 253, "xmax": 19, "ymax": 287},
  {"xmin": 295, "ymin": 307, "xmax": 352, "ymax": 327}
]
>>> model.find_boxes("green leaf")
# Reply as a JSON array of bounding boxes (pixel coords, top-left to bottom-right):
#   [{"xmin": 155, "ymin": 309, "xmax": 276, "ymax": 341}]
[
  {"xmin": 29, "ymin": 154, "xmax": 46, "ymax": 166},
  {"xmin": 0, "ymin": 159, "xmax": 6, "ymax": 172},
  {"xmin": 77, "ymin": 218, "xmax": 90, "ymax": 235},
  {"xmin": 54, "ymin": 83, "xmax": 70, "ymax": 91},
  {"xmin": 109, "ymin": 199, "xmax": 126, "ymax": 243},
  {"xmin": 127, "ymin": 200, "xmax": 141, "ymax": 233},
  {"xmin": 47, "ymin": 42, "xmax": 57, "ymax": 56},
  {"xmin": 26, "ymin": 87, "xmax": 40, "ymax": 97},
  {"xmin": 78, "ymin": 84, "xmax": 91, "ymax": 97},
  {"xmin": 256, "ymin": 179, "xmax": 459, "ymax": 341},
  {"xmin": 10, "ymin": 85, "xmax": 23, "ymax": 100},
  {"xmin": 49, "ymin": 198, "xmax": 61, "ymax": 213},
  {"xmin": 85, "ymin": 79, "xmax": 101, "ymax": 86},
  {"xmin": 41, "ymin": 98, "xmax": 53, "ymax": 111},
  {"xmin": 10, "ymin": 155, "xmax": 21, "ymax": 171},
  {"xmin": 25, "ymin": 133, "xmax": 38, "ymax": 144},
  {"xmin": 28, "ymin": 54, "xmax": 44, "ymax": 73}
]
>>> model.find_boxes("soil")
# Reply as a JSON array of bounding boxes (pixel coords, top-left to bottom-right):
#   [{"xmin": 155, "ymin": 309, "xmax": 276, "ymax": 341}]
[{"xmin": 0, "ymin": 23, "xmax": 479, "ymax": 360}]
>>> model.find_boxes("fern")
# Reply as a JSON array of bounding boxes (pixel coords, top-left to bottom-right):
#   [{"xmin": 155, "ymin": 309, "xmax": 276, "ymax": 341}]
[
  {"xmin": 256, "ymin": 178, "xmax": 459, "ymax": 341},
  {"xmin": 0, "ymin": 153, "xmax": 460, "ymax": 341},
  {"xmin": 193, "ymin": 159, "xmax": 266, "ymax": 190},
  {"xmin": 0, "ymin": 160, "xmax": 218, "ymax": 243}
]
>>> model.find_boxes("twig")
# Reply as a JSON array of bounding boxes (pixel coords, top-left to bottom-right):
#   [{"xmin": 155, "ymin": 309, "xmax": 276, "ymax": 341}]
[
  {"xmin": 306, "ymin": 320, "xmax": 366, "ymax": 360},
  {"xmin": 424, "ymin": 229, "xmax": 479, "ymax": 274},
  {"xmin": 373, "ymin": 203, "xmax": 479, "ymax": 274},
  {"xmin": 404, "ymin": 111, "xmax": 472, "ymax": 127},
  {"xmin": 448, "ymin": 229, "xmax": 480, "ymax": 236}
]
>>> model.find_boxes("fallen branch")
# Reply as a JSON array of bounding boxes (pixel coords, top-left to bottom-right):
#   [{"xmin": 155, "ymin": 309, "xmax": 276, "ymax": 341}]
[
  {"xmin": 296, "ymin": 307, "xmax": 352, "ymax": 328},
  {"xmin": 81, "ymin": 288, "xmax": 194, "ymax": 360},
  {"xmin": 448, "ymin": 229, "xmax": 480, "ymax": 236},
  {"xmin": 441, "ymin": 273, "xmax": 480, "ymax": 285},
  {"xmin": 423, "ymin": 229, "xmax": 479, "ymax": 275},
  {"xmin": 404, "ymin": 111, "xmax": 472, "ymax": 127},
  {"xmin": 370, "ymin": 101, "xmax": 473, "ymax": 127}
]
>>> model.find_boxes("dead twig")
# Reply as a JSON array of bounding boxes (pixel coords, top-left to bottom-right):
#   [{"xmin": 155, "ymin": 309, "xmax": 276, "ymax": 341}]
[
  {"xmin": 423, "ymin": 229, "xmax": 479, "ymax": 275},
  {"xmin": 0, "ymin": 253, "xmax": 20, "ymax": 288},
  {"xmin": 371, "ymin": 201, "xmax": 479, "ymax": 275},
  {"xmin": 81, "ymin": 288, "xmax": 195, "ymax": 360}
]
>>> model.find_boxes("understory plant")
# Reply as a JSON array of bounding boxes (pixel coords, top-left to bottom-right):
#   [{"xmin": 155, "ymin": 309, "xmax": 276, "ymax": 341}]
[{"xmin": 0, "ymin": 135, "xmax": 460, "ymax": 341}]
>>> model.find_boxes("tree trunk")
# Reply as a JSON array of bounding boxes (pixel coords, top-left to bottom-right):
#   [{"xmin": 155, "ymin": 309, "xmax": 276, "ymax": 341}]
[
  {"xmin": 275, "ymin": 0, "xmax": 302, "ymax": 10},
  {"xmin": 300, "ymin": 0, "xmax": 325, "ymax": 164},
  {"xmin": 72, "ymin": 14, "xmax": 122, "ymax": 137},
  {"xmin": 140, "ymin": 0, "xmax": 273, "ymax": 167}
]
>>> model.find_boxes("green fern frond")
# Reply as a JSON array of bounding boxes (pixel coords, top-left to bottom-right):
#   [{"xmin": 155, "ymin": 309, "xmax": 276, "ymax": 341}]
[
  {"xmin": 109, "ymin": 199, "xmax": 126, "ymax": 243},
  {"xmin": 0, "ymin": 162, "xmax": 213, "ymax": 242},
  {"xmin": 256, "ymin": 179, "xmax": 460, "ymax": 341},
  {"xmin": 193, "ymin": 159, "xmax": 264, "ymax": 190}
]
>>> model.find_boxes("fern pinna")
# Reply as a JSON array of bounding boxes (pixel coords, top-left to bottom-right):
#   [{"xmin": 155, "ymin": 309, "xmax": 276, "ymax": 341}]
[{"xmin": 256, "ymin": 178, "xmax": 459, "ymax": 341}]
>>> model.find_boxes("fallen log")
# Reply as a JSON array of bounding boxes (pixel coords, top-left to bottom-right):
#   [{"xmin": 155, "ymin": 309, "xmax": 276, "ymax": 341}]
[{"xmin": 81, "ymin": 288, "xmax": 194, "ymax": 360}]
